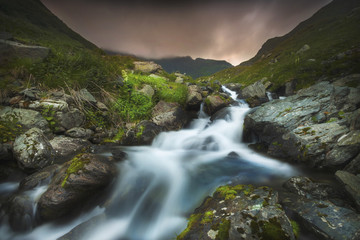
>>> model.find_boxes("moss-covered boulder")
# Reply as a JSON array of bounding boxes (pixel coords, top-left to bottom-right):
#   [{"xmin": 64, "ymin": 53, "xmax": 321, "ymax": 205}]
[
  {"xmin": 178, "ymin": 185, "xmax": 295, "ymax": 240},
  {"xmin": 13, "ymin": 128, "xmax": 55, "ymax": 171},
  {"xmin": 37, "ymin": 153, "xmax": 117, "ymax": 221},
  {"xmin": 204, "ymin": 95, "xmax": 230, "ymax": 116}
]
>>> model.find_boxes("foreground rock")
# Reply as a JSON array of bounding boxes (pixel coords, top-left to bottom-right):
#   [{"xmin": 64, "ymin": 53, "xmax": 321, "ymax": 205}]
[
  {"xmin": 37, "ymin": 153, "xmax": 117, "ymax": 221},
  {"xmin": 186, "ymin": 85, "xmax": 203, "ymax": 111},
  {"xmin": 152, "ymin": 101, "xmax": 189, "ymax": 130},
  {"xmin": 123, "ymin": 120, "xmax": 164, "ymax": 145},
  {"xmin": 204, "ymin": 95, "xmax": 230, "ymax": 116},
  {"xmin": 13, "ymin": 128, "xmax": 55, "ymax": 171},
  {"xmin": 178, "ymin": 185, "xmax": 296, "ymax": 240},
  {"xmin": 244, "ymin": 80, "xmax": 360, "ymax": 169}
]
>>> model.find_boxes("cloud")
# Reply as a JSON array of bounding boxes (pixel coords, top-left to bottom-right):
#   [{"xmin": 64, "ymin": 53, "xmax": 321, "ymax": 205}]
[{"xmin": 41, "ymin": 0, "xmax": 331, "ymax": 65}]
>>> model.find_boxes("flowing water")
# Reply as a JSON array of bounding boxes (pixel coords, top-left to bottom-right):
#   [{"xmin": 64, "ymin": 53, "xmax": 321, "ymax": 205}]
[{"xmin": 0, "ymin": 87, "xmax": 299, "ymax": 240}]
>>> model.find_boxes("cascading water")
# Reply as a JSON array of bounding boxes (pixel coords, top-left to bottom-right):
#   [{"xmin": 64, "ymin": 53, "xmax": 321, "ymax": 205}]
[{"xmin": 0, "ymin": 86, "xmax": 298, "ymax": 240}]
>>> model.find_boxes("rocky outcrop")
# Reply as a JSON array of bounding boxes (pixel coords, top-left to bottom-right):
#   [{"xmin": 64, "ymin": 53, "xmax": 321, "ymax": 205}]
[
  {"xmin": 186, "ymin": 85, "xmax": 203, "ymax": 110},
  {"xmin": 134, "ymin": 61, "xmax": 162, "ymax": 73},
  {"xmin": 50, "ymin": 136, "xmax": 90, "ymax": 160},
  {"xmin": 55, "ymin": 108, "xmax": 85, "ymax": 131},
  {"xmin": 0, "ymin": 39, "xmax": 50, "ymax": 64},
  {"xmin": 37, "ymin": 153, "xmax": 116, "ymax": 221},
  {"xmin": 178, "ymin": 185, "xmax": 296, "ymax": 240},
  {"xmin": 19, "ymin": 164, "xmax": 60, "ymax": 191},
  {"xmin": 123, "ymin": 120, "xmax": 164, "ymax": 145},
  {"xmin": 13, "ymin": 128, "xmax": 55, "ymax": 171},
  {"xmin": 152, "ymin": 101, "xmax": 189, "ymax": 130},
  {"xmin": 335, "ymin": 171, "xmax": 360, "ymax": 211},
  {"xmin": 244, "ymin": 80, "xmax": 360, "ymax": 169},
  {"xmin": 204, "ymin": 95, "xmax": 230, "ymax": 116}
]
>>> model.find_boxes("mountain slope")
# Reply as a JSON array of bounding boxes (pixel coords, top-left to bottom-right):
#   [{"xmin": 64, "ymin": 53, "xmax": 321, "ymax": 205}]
[
  {"xmin": 205, "ymin": 0, "xmax": 360, "ymax": 90},
  {"xmin": 151, "ymin": 56, "xmax": 233, "ymax": 79}
]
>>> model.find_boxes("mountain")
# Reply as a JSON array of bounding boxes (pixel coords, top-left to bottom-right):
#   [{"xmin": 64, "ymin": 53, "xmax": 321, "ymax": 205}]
[
  {"xmin": 205, "ymin": 0, "xmax": 360, "ymax": 91},
  {"xmin": 150, "ymin": 56, "xmax": 233, "ymax": 79}
]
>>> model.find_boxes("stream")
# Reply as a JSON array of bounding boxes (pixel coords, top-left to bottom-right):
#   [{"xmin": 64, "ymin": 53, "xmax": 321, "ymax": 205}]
[{"xmin": 1, "ymin": 87, "xmax": 301, "ymax": 240}]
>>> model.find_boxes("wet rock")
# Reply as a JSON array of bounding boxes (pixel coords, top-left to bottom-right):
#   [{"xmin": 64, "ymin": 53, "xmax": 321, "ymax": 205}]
[
  {"xmin": 242, "ymin": 79, "xmax": 267, "ymax": 99},
  {"xmin": 134, "ymin": 61, "xmax": 162, "ymax": 73},
  {"xmin": 65, "ymin": 127, "xmax": 93, "ymax": 140},
  {"xmin": 245, "ymin": 96, "xmax": 268, "ymax": 108},
  {"xmin": 335, "ymin": 171, "xmax": 360, "ymax": 211},
  {"xmin": 0, "ymin": 107, "xmax": 49, "ymax": 133},
  {"xmin": 138, "ymin": 84, "xmax": 154, "ymax": 98},
  {"xmin": 344, "ymin": 153, "xmax": 360, "ymax": 175},
  {"xmin": 13, "ymin": 128, "xmax": 55, "ymax": 171},
  {"xmin": 55, "ymin": 108, "xmax": 85, "ymax": 131},
  {"xmin": 0, "ymin": 143, "xmax": 13, "ymax": 162},
  {"xmin": 152, "ymin": 101, "xmax": 189, "ymax": 130},
  {"xmin": 186, "ymin": 85, "xmax": 203, "ymax": 111},
  {"xmin": 350, "ymin": 109, "xmax": 360, "ymax": 130},
  {"xmin": 210, "ymin": 107, "xmax": 233, "ymax": 122},
  {"xmin": 19, "ymin": 164, "xmax": 60, "ymax": 191},
  {"xmin": 50, "ymin": 136, "xmax": 90, "ymax": 160},
  {"xmin": 6, "ymin": 194, "xmax": 34, "ymax": 232},
  {"xmin": 204, "ymin": 95, "xmax": 229, "ymax": 116},
  {"xmin": 283, "ymin": 197, "xmax": 360, "ymax": 240},
  {"xmin": 224, "ymin": 83, "xmax": 242, "ymax": 94},
  {"xmin": 0, "ymin": 39, "xmax": 49, "ymax": 64},
  {"xmin": 178, "ymin": 185, "xmax": 295, "ymax": 240},
  {"xmin": 37, "ymin": 153, "xmax": 117, "ymax": 221},
  {"xmin": 123, "ymin": 120, "xmax": 164, "ymax": 146}
]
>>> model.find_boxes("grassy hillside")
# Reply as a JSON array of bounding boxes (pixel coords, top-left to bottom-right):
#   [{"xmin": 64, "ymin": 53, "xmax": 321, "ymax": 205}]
[
  {"xmin": 203, "ymin": 0, "xmax": 360, "ymax": 90},
  {"xmin": 151, "ymin": 56, "xmax": 233, "ymax": 79},
  {"xmin": 0, "ymin": 0, "xmax": 136, "ymax": 91}
]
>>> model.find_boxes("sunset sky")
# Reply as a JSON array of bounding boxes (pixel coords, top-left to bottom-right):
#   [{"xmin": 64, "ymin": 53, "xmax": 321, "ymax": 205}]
[{"xmin": 41, "ymin": 0, "xmax": 331, "ymax": 65}]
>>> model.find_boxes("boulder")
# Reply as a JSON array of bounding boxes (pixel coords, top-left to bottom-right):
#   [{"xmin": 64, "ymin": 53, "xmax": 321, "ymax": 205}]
[
  {"xmin": 335, "ymin": 171, "xmax": 360, "ymax": 211},
  {"xmin": 123, "ymin": 121, "xmax": 164, "ymax": 145},
  {"xmin": 6, "ymin": 194, "xmax": 34, "ymax": 232},
  {"xmin": 0, "ymin": 107, "xmax": 49, "ymax": 133},
  {"xmin": 344, "ymin": 153, "xmax": 360, "ymax": 175},
  {"xmin": 138, "ymin": 84, "xmax": 155, "ymax": 98},
  {"xmin": 186, "ymin": 85, "xmax": 203, "ymax": 110},
  {"xmin": 20, "ymin": 87, "xmax": 42, "ymax": 101},
  {"xmin": 204, "ymin": 95, "xmax": 229, "ymax": 116},
  {"xmin": 134, "ymin": 61, "xmax": 162, "ymax": 73},
  {"xmin": 296, "ymin": 44, "xmax": 310, "ymax": 54},
  {"xmin": 65, "ymin": 127, "xmax": 93, "ymax": 140},
  {"xmin": 152, "ymin": 101, "xmax": 189, "ymax": 130},
  {"xmin": 19, "ymin": 164, "xmax": 60, "ymax": 191},
  {"xmin": 55, "ymin": 108, "xmax": 85, "ymax": 130},
  {"xmin": 27, "ymin": 99, "xmax": 68, "ymax": 111},
  {"xmin": 0, "ymin": 39, "xmax": 49, "ymax": 64},
  {"xmin": 242, "ymin": 79, "xmax": 267, "ymax": 99},
  {"xmin": 0, "ymin": 143, "xmax": 13, "ymax": 162},
  {"xmin": 78, "ymin": 89, "xmax": 97, "ymax": 105},
  {"xmin": 223, "ymin": 83, "xmax": 242, "ymax": 94},
  {"xmin": 13, "ymin": 128, "xmax": 55, "ymax": 171},
  {"xmin": 178, "ymin": 185, "xmax": 295, "ymax": 240},
  {"xmin": 50, "ymin": 136, "xmax": 90, "ymax": 160},
  {"xmin": 37, "ymin": 153, "xmax": 117, "ymax": 221}
]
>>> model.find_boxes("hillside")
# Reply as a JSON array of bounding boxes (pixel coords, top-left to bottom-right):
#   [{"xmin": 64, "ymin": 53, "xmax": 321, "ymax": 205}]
[
  {"xmin": 203, "ymin": 0, "xmax": 360, "ymax": 91},
  {"xmin": 150, "ymin": 56, "xmax": 233, "ymax": 79}
]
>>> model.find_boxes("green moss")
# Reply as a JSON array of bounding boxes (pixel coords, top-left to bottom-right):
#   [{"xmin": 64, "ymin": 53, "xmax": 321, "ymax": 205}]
[
  {"xmin": 136, "ymin": 125, "xmax": 145, "ymax": 139},
  {"xmin": 216, "ymin": 219, "xmax": 231, "ymax": 240},
  {"xmin": 0, "ymin": 111, "xmax": 23, "ymax": 143},
  {"xmin": 61, "ymin": 153, "xmax": 90, "ymax": 188},
  {"xmin": 260, "ymin": 218, "xmax": 289, "ymax": 240},
  {"xmin": 290, "ymin": 220, "xmax": 300, "ymax": 239},
  {"xmin": 338, "ymin": 111, "xmax": 345, "ymax": 119},
  {"xmin": 177, "ymin": 213, "xmax": 201, "ymax": 240},
  {"xmin": 201, "ymin": 211, "xmax": 214, "ymax": 224},
  {"xmin": 326, "ymin": 118, "xmax": 338, "ymax": 123},
  {"xmin": 215, "ymin": 185, "xmax": 247, "ymax": 200}
]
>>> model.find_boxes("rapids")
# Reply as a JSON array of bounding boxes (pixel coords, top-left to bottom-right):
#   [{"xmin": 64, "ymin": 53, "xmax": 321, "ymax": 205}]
[{"xmin": 0, "ymin": 86, "xmax": 298, "ymax": 240}]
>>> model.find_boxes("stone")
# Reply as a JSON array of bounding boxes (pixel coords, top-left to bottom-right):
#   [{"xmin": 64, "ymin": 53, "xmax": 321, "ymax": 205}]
[
  {"xmin": 350, "ymin": 109, "xmax": 360, "ymax": 131},
  {"xmin": 55, "ymin": 108, "xmax": 85, "ymax": 130},
  {"xmin": 242, "ymin": 80, "xmax": 267, "ymax": 99},
  {"xmin": 123, "ymin": 120, "xmax": 164, "ymax": 145},
  {"xmin": 50, "ymin": 136, "xmax": 90, "ymax": 160},
  {"xmin": 204, "ymin": 95, "xmax": 229, "ymax": 116},
  {"xmin": 186, "ymin": 85, "xmax": 203, "ymax": 110},
  {"xmin": 13, "ymin": 128, "xmax": 55, "ymax": 171},
  {"xmin": 96, "ymin": 102, "xmax": 108, "ymax": 111},
  {"xmin": 152, "ymin": 101, "xmax": 189, "ymax": 130},
  {"xmin": 175, "ymin": 77, "xmax": 184, "ymax": 84},
  {"xmin": 65, "ymin": 127, "xmax": 93, "ymax": 139},
  {"xmin": 19, "ymin": 164, "xmax": 60, "ymax": 191},
  {"xmin": 178, "ymin": 185, "xmax": 295, "ymax": 240},
  {"xmin": 27, "ymin": 99, "xmax": 68, "ymax": 111},
  {"xmin": 0, "ymin": 143, "xmax": 13, "ymax": 162},
  {"xmin": 6, "ymin": 194, "xmax": 34, "ymax": 232},
  {"xmin": 37, "ymin": 153, "xmax": 117, "ymax": 221},
  {"xmin": 0, "ymin": 39, "xmax": 50, "ymax": 64},
  {"xmin": 335, "ymin": 170, "xmax": 360, "ymax": 211},
  {"xmin": 344, "ymin": 153, "xmax": 360, "ymax": 175},
  {"xmin": 285, "ymin": 80, "xmax": 296, "ymax": 96},
  {"xmin": 138, "ymin": 84, "xmax": 155, "ymax": 98},
  {"xmin": 79, "ymin": 89, "xmax": 97, "ymax": 104},
  {"xmin": 133, "ymin": 61, "xmax": 162, "ymax": 73},
  {"xmin": 296, "ymin": 44, "xmax": 310, "ymax": 54}
]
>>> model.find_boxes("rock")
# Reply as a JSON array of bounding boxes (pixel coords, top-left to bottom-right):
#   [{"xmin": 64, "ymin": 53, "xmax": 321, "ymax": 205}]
[
  {"xmin": 123, "ymin": 120, "xmax": 164, "ymax": 145},
  {"xmin": 186, "ymin": 85, "xmax": 203, "ymax": 110},
  {"xmin": 79, "ymin": 89, "xmax": 97, "ymax": 105},
  {"xmin": 55, "ymin": 108, "xmax": 85, "ymax": 130},
  {"xmin": 0, "ymin": 39, "xmax": 50, "ymax": 64},
  {"xmin": 37, "ymin": 153, "xmax": 117, "ymax": 221},
  {"xmin": 245, "ymin": 96, "xmax": 268, "ymax": 108},
  {"xmin": 335, "ymin": 170, "xmax": 360, "ymax": 211},
  {"xmin": 224, "ymin": 83, "xmax": 242, "ymax": 94},
  {"xmin": 283, "ymin": 176, "xmax": 340, "ymax": 200},
  {"xmin": 0, "ymin": 32, "xmax": 13, "ymax": 40},
  {"xmin": 210, "ymin": 107, "xmax": 233, "ymax": 122},
  {"xmin": 9, "ymin": 95, "xmax": 23, "ymax": 105},
  {"xmin": 285, "ymin": 80, "xmax": 297, "ymax": 96},
  {"xmin": 204, "ymin": 95, "xmax": 229, "ymax": 116},
  {"xmin": 65, "ymin": 127, "xmax": 93, "ymax": 139},
  {"xmin": 296, "ymin": 44, "xmax": 310, "ymax": 54},
  {"xmin": 27, "ymin": 99, "xmax": 68, "ymax": 111},
  {"xmin": 0, "ymin": 107, "xmax": 49, "ymax": 133},
  {"xmin": 50, "ymin": 136, "xmax": 90, "ymax": 160},
  {"xmin": 13, "ymin": 128, "xmax": 55, "ymax": 171},
  {"xmin": 95, "ymin": 102, "xmax": 108, "ymax": 111},
  {"xmin": 6, "ymin": 194, "xmax": 34, "ymax": 232},
  {"xmin": 134, "ymin": 61, "xmax": 162, "ymax": 73},
  {"xmin": 138, "ymin": 84, "xmax": 155, "ymax": 98},
  {"xmin": 19, "ymin": 164, "xmax": 60, "ymax": 191},
  {"xmin": 0, "ymin": 143, "xmax": 13, "ymax": 162},
  {"xmin": 178, "ymin": 185, "xmax": 295, "ymax": 240},
  {"xmin": 152, "ymin": 101, "xmax": 189, "ymax": 130},
  {"xmin": 283, "ymin": 197, "xmax": 360, "ymax": 240},
  {"xmin": 242, "ymin": 79, "xmax": 267, "ymax": 99},
  {"xmin": 344, "ymin": 153, "xmax": 360, "ymax": 175},
  {"xmin": 175, "ymin": 77, "xmax": 184, "ymax": 84},
  {"xmin": 350, "ymin": 109, "xmax": 360, "ymax": 130}
]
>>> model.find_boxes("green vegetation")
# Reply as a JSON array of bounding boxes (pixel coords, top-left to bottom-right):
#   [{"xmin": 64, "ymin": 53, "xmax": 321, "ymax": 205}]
[
  {"xmin": 198, "ymin": 0, "xmax": 360, "ymax": 91},
  {"xmin": 0, "ymin": 111, "xmax": 23, "ymax": 143},
  {"xmin": 290, "ymin": 220, "xmax": 300, "ymax": 239},
  {"xmin": 215, "ymin": 185, "xmax": 254, "ymax": 200},
  {"xmin": 41, "ymin": 105, "xmax": 59, "ymax": 132},
  {"xmin": 176, "ymin": 213, "xmax": 201, "ymax": 240},
  {"xmin": 61, "ymin": 153, "xmax": 90, "ymax": 188},
  {"xmin": 201, "ymin": 211, "xmax": 214, "ymax": 224},
  {"xmin": 212, "ymin": 219, "xmax": 231, "ymax": 240}
]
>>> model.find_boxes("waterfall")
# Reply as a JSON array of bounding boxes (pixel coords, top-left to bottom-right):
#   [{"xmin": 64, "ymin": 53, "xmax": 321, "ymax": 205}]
[{"xmin": 0, "ymin": 87, "xmax": 297, "ymax": 240}]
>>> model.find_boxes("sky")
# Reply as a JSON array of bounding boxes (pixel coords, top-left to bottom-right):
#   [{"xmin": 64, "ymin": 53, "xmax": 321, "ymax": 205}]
[{"xmin": 41, "ymin": 0, "xmax": 331, "ymax": 65}]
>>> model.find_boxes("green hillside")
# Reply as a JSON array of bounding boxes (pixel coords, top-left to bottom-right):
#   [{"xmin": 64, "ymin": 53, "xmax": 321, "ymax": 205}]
[
  {"xmin": 0, "ymin": 0, "xmax": 135, "ymax": 91},
  {"xmin": 203, "ymin": 0, "xmax": 360, "ymax": 91},
  {"xmin": 151, "ymin": 56, "xmax": 233, "ymax": 79}
]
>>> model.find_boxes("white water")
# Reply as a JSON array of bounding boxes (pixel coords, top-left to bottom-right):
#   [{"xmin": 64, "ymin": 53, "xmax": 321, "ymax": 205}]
[
  {"xmin": 0, "ymin": 86, "xmax": 297, "ymax": 240},
  {"xmin": 266, "ymin": 91, "xmax": 273, "ymax": 101}
]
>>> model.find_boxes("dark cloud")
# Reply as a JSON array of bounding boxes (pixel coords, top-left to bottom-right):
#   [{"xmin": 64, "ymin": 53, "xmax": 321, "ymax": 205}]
[{"xmin": 41, "ymin": 0, "xmax": 331, "ymax": 65}]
